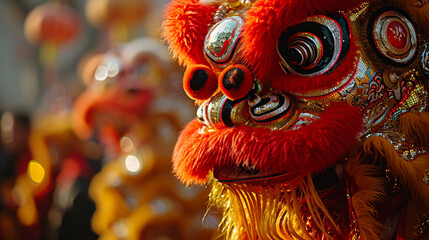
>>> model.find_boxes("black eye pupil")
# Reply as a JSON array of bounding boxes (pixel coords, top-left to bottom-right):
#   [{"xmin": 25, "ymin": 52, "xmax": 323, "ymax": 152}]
[
  {"xmin": 190, "ymin": 69, "xmax": 208, "ymax": 91},
  {"xmin": 286, "ymin": 39, "xmax": 318, "ymax": 66},
  {"xmin": 286, "ymin": 47, "xmax": 304, "ymax": 65},
  {"xmin": 222, "ymin": 68, "xmax": 244, "ymax": 90}
]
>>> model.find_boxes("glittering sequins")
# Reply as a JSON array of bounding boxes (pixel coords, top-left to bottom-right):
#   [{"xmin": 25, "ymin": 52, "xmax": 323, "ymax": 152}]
[
  {"xmin": 385, "ymin": 168, "xmax": 401, "ymax": 194},
  {"xmin": 423, "ymin": 170, "xmax": 429, "ymax": 185},
  {"xmin": 249, "ymin": 94, "xmax": 292, "ymax": 124},
  {"xmin": 204, "ymin": 16, "xmax": 244, "ymax": 69},
  {"xmin": 415, "ymin": 212, "xmax": 429, "ymax": 239},
  {"xmin": 415, "ymin": 0, "xmax": 429, "ymax": 8},
  {"xmin": 421, "ymin": 43, "xmax": 429, "ymax": 76},
  {"xmin": 213, "ymin": 0, "xmax": 254, "ymax": 23},
  {"xmin": 197, "ymin": 93, "xmax": 248, "ymax": 129},
  {"xmin": 364, "ymin": 82, "xmax": 429, "ymax": 161}
]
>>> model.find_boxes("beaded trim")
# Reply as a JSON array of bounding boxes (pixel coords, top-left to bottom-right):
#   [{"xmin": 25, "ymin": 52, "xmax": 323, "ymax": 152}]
[{"xmin": 213, "ymin": 0, "xmax": 255, "ymax": 22}]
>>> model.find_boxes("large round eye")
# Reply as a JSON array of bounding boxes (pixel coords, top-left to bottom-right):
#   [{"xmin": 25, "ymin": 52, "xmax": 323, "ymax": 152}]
[
  {"xmin": 277, "ymin": 14, "xmax": 350, "ymax": 77},
  {"xmin": 369, "ymin": 7, "xmax": 417, "ymax": 66}
]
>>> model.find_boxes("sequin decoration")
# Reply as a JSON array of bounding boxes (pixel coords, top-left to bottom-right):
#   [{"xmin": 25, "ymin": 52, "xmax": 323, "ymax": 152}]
[
  {"xmin": 249, "ymin": 93, "xmax": 292, "ymax": 124},
  {"xmin": 423, "ymin": 169, "xmax": 429, "ymax": 185},
  {"xmin": 197, "ymin": 93, "xmax": 248, "ymax": 129},
  {"xmin": 421, "ymin": 43, "xmax": 429, "ymax": 76},
  {"xmin": 204, "ymin": 16, "xmax": 244, "ymax": 69},
  {"xmin": 213, "ymin": 0, "xmax": 254, "ymax": 23},
  {"xmin": 415, "ymin": 0, "xmax": 429, "ymax": 8},
  {"xmin": 385, "ymin": 168, "xmax": 401, "ymax": 194},
  {"xmin": 415, "ymin": 212, "xmax": 429, "ymax": 239},
  {"xmin": 370, "ymin": 8, "xmax": 417, "ymax": 65},
  {"xmin": 289, "ymin": 113, "xmax": 320, "ymax": 130},
  {"xmin": 365, "ymin": 81, "xmax": 429, "ymax": 161}
]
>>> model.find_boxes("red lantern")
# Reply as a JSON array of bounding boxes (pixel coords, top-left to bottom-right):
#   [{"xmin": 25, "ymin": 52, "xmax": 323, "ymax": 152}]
[{"xmin": 24, "ymin": 2, "xmax": 81, "ymax": 46}]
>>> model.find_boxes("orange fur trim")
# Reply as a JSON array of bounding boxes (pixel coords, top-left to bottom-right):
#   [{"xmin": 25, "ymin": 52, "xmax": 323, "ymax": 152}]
[
  {"xmin": 173, "ymin": 102, "xmax": 362, "ymax": 185},
  {"xmin": 162, "ymin": 0, "xmax": 217, "ymax": 66}
]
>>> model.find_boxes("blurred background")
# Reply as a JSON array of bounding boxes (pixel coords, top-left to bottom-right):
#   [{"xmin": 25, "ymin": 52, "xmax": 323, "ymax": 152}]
[{"xmin": 0, "ymin": 0, "xmax": 219, "ymax": 239}]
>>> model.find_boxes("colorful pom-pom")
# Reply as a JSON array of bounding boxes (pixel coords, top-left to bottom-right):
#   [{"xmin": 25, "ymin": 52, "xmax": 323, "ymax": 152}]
[
  {"xmin": 183, "ymin": 65, "xmax": 218, "ymax": 100},
  {"xmin": 219, "ymin": 64, "xmax": 253, "ymax": 100}
]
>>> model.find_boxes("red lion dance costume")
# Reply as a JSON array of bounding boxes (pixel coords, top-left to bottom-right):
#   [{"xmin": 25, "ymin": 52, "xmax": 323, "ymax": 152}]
[{"xmin": 163, "ymin": 0, "xmax": 429, "ymax": 239}]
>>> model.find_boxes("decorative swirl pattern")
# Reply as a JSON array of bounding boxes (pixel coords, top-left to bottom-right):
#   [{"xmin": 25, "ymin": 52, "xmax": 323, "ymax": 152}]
[{"xmin": 249, "ymin": 94, "xmax": 292, "ymax": 124}]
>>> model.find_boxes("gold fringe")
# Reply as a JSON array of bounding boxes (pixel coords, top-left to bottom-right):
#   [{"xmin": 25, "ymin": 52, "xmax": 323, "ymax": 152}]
[{"xmin": 208, "ymin": 176, "xmax": 341, "ymax": 240}]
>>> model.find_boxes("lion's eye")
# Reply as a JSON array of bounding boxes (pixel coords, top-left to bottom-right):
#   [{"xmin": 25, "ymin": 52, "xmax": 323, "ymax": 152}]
[
  {"xmin": 284, "ymin": 33, "xmax": 323, "ymax": 68},
  {"xmin": 369, "ymin": 7, "xmax": 417, "ymax": 66},
  {"xmin": 277, "ymin": 14, "xmax": 350, "ymax": 77}
]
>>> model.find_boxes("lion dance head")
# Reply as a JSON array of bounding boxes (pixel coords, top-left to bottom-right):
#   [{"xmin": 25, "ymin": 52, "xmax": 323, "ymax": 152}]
[{"xmin": 163, "ymin": 0, "xmax": 429, "ymax": 239}]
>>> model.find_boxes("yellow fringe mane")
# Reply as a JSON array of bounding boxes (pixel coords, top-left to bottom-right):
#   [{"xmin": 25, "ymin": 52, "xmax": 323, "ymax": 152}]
[{"xmin": 208, "ymin": 176, "xmax": 341, "ymax": 240}]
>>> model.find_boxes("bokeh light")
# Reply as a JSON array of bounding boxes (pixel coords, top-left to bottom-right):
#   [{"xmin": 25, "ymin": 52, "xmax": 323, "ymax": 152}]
[
  {"xmin": 27, "ymin": 160, "xmax": 45, "ymax": 184},
  {"xmin": 124, "ymin": 155, "xmax": 142, "ymax": 174}
]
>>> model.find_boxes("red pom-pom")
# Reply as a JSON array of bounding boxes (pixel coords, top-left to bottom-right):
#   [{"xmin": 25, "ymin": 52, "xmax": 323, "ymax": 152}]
[
  {"xmin": 219, "ymin": 64, "xmax": 253, "ymax": 100},
  {"xmin": 183, "ymin": 65, "xmax": 218, "ymax": 100}
]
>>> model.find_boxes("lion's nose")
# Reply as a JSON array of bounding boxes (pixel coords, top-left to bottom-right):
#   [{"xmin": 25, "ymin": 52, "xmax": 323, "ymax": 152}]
[
  {"xmin": 197, "ymin": 91, "xmax": 294, "ymax": 130},
  {"xmin": 194, "ymin": 64, "xmax": 293, "ymax": 129},
  {"xmin": 183, "ymin": 65, "xmax": 218, "ymax": 100},
  {"xmin": 219, "ymin": 64, "xmax": 254, "ymax": 100},
  {"xmin": 195, "ymin": 64, "xmax": 257, "ymax": 129}
]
